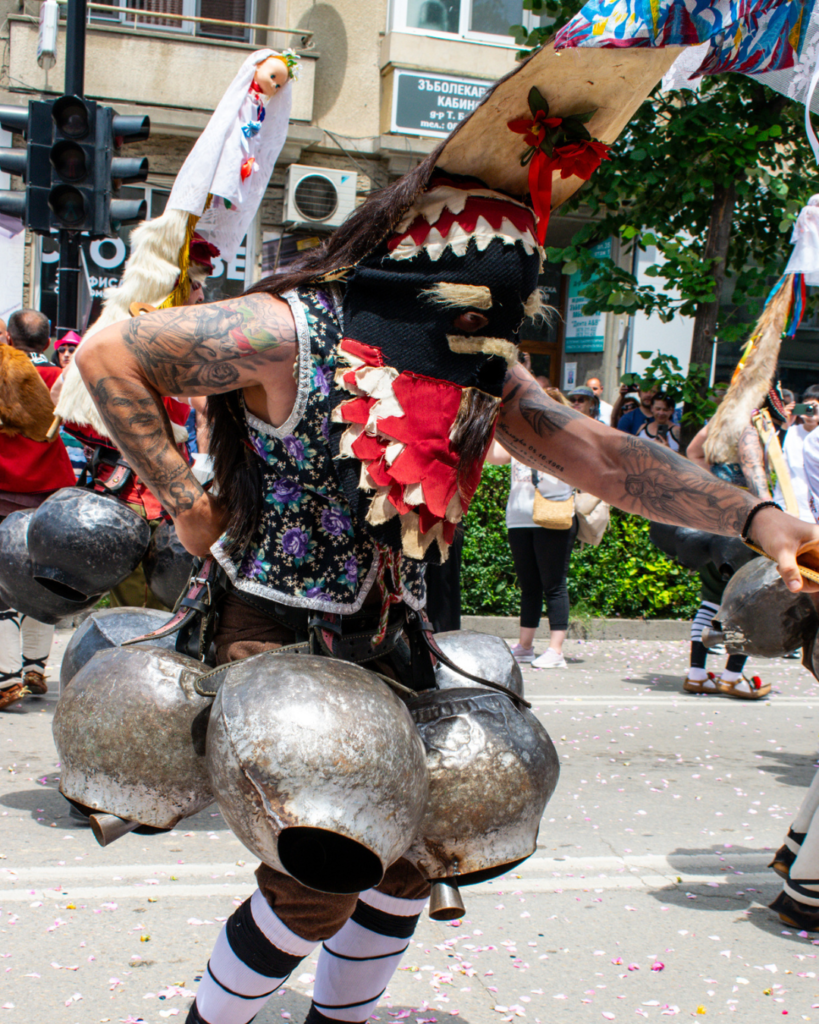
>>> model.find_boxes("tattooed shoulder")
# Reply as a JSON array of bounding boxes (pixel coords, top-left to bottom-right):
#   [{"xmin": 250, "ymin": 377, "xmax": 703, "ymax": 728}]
[{"xmin": 120, "ymin": 292, "xmax": 298, "ymax": 395}]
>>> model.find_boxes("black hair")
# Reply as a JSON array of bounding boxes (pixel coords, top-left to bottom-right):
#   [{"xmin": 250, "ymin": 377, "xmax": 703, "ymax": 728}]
[
  {"xmin": 651, "ymin": 392, "xmax": 675, "ymax": 409},
  {"xmin": 803, "ymin": 385, "xmax": 819, "ymax": 403},
  {"xmin": 7, "ymin": 309, "xmax": 50, "ymax": 353}
]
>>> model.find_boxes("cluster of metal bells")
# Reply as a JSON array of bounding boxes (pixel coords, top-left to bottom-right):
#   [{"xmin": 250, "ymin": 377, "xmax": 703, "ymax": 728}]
[
  {"xmin": 0, "ymin": 489, "xmax": 194, "ymax": 625},
  {"xmin": 648, "ymin": 521, "xmax": 756, "ymax": 578},
  {"xmin": 702, "ymin": 558, "xmax": 819, "ymax": 664},
  {"xmin": 54, "ymin": 617, "xmax": 559, "ymax": 919}
]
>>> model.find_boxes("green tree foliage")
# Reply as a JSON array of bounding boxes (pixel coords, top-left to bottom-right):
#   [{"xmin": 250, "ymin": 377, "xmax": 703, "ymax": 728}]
[
  {"xmin": 544, "ymin": 78, "xmax": 812, "ymax": 333},
  {"xmin": 512, "ymin": 1, "xmax": 817, "ymax": 438},
  {"xmin": 462, "ymin": 466, "xmax": 701, "ymax": 619}
]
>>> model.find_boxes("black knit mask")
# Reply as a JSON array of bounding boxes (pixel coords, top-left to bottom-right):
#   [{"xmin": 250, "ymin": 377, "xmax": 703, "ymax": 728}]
[{"xmin": 330, "ymin": 177, "xmax": 541, "ymax": 563}]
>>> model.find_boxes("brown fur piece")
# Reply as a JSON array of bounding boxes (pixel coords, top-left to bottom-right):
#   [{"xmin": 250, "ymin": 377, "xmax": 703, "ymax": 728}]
[
  {"xmin": 704, "ymin": 275, "xmax": 793, "ymax": 466},
  {"xmin": 0, "ymin": 345, "xmax": 55, "ymax": 442}
]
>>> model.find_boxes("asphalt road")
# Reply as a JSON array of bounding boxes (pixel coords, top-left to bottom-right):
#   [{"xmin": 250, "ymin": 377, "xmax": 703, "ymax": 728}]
[{"xmin": 2, "ymin": 630, "xmax": 819, "ymax": 1023}]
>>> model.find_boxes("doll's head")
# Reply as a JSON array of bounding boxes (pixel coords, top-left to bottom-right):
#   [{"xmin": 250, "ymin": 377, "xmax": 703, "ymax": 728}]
[{"xmin": 253, "ymin": 50, "xmax": 299, "ymax": 96}]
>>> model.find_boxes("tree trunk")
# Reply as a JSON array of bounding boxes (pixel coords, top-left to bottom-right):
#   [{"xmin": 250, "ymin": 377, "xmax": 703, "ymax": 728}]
[{"xmin": 681, "ymin": 181, "xmax": 737, "ymax": 450}]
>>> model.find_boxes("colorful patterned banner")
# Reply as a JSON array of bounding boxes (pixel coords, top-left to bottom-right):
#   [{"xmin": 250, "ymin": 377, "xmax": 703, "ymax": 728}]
[{"xmin": 555, "ymin": 1, "xmax": 816, "ymax": 79}]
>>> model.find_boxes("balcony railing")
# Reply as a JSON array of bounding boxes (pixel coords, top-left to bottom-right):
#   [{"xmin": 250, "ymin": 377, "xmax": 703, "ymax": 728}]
[{"xmin": 54, "ymin": 0, "xmax": 313, "ymax": 47}]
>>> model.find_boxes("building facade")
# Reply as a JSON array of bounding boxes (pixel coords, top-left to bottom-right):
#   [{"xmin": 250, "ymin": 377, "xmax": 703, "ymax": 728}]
[{"xmin": 0, "ymin": 0, "xmax": 631, "ymax": 403}]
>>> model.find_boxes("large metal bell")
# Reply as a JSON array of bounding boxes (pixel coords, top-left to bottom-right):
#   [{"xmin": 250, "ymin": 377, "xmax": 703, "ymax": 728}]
[
  {"xmin": 433, "ymin": 630, "xmax": 523, "ymax": 696},
  {"xmin": 674, "ymin": 528, "xmax": 715, "ymax": 571},
  {"xmin": 0, "ymin": 510, "xmax": 102, "ymax": 625},
  {"xmin": 60, "ymin": 607, "xmax": 179, "ymax": 691},
  {"xmin": 143, "ymin": 521, "xmax": 195, "ymax": 609},
  {"xmin": 708, "ymin": 534, "xmax": 756, "ymax": 579},
  {"xmin": 703, "ymin": 557, "xmax": 819, "ymax": 658},
  {"xmin": 648, "ymin": 522, "xmax": 679, "ymax": 560},
  {"xmin": 206, "ymin": 652, "xmax": 428, "ymax": 895},
  {"xmin": 27, "ymin": 488, "xmax": 151, "ymax": 601},
  {"xmin": 53, "ymin": 645, "xmax": 213, "ymax": 830},
  {"xmin": 403, "ymin": 686, "xmax": 559, "ymax": 888}
]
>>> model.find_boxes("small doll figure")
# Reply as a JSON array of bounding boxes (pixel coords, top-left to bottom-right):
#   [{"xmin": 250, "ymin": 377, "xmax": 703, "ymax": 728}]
[{"xmin": 240, "ymin": 51, "xmax": 299, "ymax": 182}]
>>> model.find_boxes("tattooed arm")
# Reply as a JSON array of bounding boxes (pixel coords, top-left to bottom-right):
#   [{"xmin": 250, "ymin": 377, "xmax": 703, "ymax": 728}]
[
  {"xmin": 498, "ymin": 364, "xmax": 819, "ymax": 592},
  {"xmin": 76, "ymin": 294, "xmax": 298, "ymax": 554},
  {"xmin": 737, "ymin": 424, "xmax": 771, "ymax": 499}
]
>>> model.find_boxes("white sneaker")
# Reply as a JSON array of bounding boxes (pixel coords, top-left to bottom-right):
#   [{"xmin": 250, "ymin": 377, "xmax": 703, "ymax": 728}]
[
  {"xmin": 532, "ymin": 648, "xmax": 566, "ymax": 669},
  {"xmin": 511, "ymin": 643, "xmax": 535, "ymax": 664}
]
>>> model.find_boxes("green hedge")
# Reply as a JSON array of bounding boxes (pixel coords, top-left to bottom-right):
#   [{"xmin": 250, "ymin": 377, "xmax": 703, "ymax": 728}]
[{"xmin": 461, "ymin": 465, "xmax": 701, "ymax": 620}]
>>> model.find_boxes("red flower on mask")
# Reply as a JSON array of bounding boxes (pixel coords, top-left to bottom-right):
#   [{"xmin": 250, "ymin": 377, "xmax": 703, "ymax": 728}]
[
  {"xmin": 507, "ymin": 110, "xmax": 563, "ymax": 150},
  {"xmin": 553, "ymin": 140, "xmax": 611, "ymax": 180},
  {"xmin": 507, "ymin": 88, "xmax": 610, "ymax": 244}
]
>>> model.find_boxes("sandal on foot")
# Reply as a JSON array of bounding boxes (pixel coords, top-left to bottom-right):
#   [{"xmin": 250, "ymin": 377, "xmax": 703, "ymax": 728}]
[
  {"xmin": 0, "ymin": 683, "xmax": 26, "ymax": 711},
  {"xmin": 770, "ymin": 890, "xmax": 819, "ymax": 931},
  {"xmin": 716, "ymin": 673, "xmax": 771, "ymax": 700},
  {"xmin": 769, "ymin": 842, "xmax": 799, "ymax": 880},
  {"xmin": 682, "ymin": 673, "xmax": 721, "ymax": 694},
  {"xmin": 22, "ymin": 670, "xmax": 47, "ymax": 695}
]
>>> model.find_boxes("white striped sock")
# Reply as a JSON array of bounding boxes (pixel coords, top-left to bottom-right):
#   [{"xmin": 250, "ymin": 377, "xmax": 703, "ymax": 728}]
[
  {"xmin": 192, "ymin": 889, "xmax": 317, "ymax": 1024},
  {"xmin": 310, "ymin": 891, "xmax": 427, "ymax": 1023}
]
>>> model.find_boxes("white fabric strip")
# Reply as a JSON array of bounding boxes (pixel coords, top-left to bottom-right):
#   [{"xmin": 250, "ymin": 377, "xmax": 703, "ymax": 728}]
[
  {"xmin": 690, "ymin": 600, "xmax": 719, "ymax": 644},
  {"xmin": 20, "ymin": 616, "xmax": 53, "ymax": 669},
  {"xmin": 806, "ymin": 55, "xmax": 819, "ymax": 166},
  {"xmin": 0, "ymin": 610, "xmax": 22, "ymax": 681},
  {"xmin": 250, "ymin": 888, "xmax": 318, "ymax": 957},
  {"xmin": 359, "ymin": 888, "xmax": 429, "ymax": 917},
  {"xmin": 786, "ymin": 814, "xmax": 819, "ymax": 907},
  {"xmin": 793, "ymin": 767, "xmax": 819, "ymax": 833}
]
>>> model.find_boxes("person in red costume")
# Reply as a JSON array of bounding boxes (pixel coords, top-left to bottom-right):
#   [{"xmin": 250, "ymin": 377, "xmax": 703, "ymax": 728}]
[{"xmin": 0, "ymin": 310, "xmax": 75, "ymax": 711}]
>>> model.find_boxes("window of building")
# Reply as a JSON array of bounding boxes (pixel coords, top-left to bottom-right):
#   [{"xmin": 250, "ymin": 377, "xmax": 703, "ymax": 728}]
[
  {"xmin": 91, "ymin": 0, "xmax": 254, "ymax": 43},
  {"xmin": 391, "ymin": 0, "xmax": 544, "ymax": 42}
]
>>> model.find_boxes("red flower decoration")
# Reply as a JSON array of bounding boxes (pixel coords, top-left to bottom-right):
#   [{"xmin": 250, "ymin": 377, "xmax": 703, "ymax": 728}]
[
  {"xmin": 553, "ymin": 140, "xmax": 611, "ymax": 180},
  {"xmin": 506, "ymin": 87, "xmax": 610, "ymax": 244},
  {"xmin": 508, "ymin": 110, "xmax": 563, "ymax": 150}
]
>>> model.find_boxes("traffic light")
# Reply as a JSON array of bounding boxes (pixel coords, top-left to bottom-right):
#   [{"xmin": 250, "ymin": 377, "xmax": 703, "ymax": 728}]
[
  {"xmin": 0, "ymin": 96, "xmax": 149, "ymax": 236},
  {"xmin": 0, "ymin": 103, "xmax": 33, "ymax": 222},
  {"xmin": 47, "ymin": 96, "xmax": 150, "ymax": 235},
  {"xmin": 103, "ymin": 108, "xmax": 150, "ymax": 232}
]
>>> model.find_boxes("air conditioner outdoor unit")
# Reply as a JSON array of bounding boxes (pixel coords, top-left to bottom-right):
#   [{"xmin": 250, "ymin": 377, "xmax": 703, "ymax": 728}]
[{"xmin": 283, "ymin": 165, "xmax": 357, "ymax": 230}]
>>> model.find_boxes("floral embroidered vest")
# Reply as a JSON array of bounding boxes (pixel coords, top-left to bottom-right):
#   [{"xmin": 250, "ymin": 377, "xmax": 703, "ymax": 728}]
[{"xmin": 211, "ymin": 286, "xmax": 427, "ymax": 614}]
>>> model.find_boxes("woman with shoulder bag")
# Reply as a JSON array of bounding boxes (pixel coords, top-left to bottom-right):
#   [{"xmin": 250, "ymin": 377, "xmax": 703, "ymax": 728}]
[{"xmin": 486, "ymin": 435, "xmax": 577, "ymax": 671}]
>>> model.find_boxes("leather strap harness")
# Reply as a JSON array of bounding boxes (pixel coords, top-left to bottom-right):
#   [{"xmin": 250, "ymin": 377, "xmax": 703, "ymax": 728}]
[{"xmin": 123, "ymin": 556, "xmax": 529, "ymax": 709}]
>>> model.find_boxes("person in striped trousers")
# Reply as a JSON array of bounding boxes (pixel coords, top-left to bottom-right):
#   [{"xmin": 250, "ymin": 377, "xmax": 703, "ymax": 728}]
[{"xmin": 186, "ymin": 862, "xmax": 428, "ymax": 1024}]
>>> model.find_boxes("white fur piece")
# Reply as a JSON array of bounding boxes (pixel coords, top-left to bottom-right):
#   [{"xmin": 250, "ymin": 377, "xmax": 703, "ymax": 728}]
[
  {"xmin": 704, "ymin": 274, "xmax": 792, "ymax": 466},
  {"xmin": 86, "ymin": 209, "xmax": 193, "ymax": 340},
  {"xmin": 447, "ymin": 334, "xmax": 518, "ymax": 366},
  {"xmin": 54, "ymin": 357, "xmax": 111, "ymax": 435},
  {"xmin": 390, "ymin": 217, "xmax": 538, "ymax": 262},
  {"xmin": 423, "ymin": 283, "xmax": 493, "ymax": 310},
  {"xmin": 55, "ymin": 207, "xmax": 193, "ymax": 438}
]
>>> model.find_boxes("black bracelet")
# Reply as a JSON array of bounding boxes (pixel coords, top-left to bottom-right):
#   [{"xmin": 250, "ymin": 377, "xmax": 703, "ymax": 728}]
[{"xmin": 740, "ymin": 500, "xmax": 782, "ymax": 542}]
